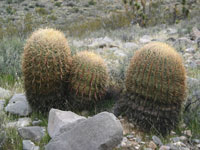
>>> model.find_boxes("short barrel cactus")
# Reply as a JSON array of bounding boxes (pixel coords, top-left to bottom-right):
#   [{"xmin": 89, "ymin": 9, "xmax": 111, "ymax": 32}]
[
  {"xmin": 22, "ymin": 28, "xmax": 71, "ymax": 113},
  {"xmin": 68, "ymin": 51, "xmax": 109, "ymax": 110},
  {"xmin": 116, "ymin": 42, "xmax": 186, "ymax": 135}
]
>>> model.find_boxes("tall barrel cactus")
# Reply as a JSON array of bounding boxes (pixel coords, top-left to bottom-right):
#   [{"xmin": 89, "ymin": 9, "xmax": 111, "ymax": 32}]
[
  {"xmin": 68, "ymin": 51, "xmax": 109, "ymax": 109},
  {"xmin": 117, "ymin": 42, "xmax": 186, "ymax": 135},
  {"xmin": 22, "ymin": 28, "xmax": 71, "ymax": 113}
]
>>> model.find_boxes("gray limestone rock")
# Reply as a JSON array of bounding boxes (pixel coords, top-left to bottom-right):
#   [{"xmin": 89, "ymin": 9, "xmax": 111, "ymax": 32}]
[
  {"xmin": 5, "ymin": 93, "xmax": 32, "ymax": 116},
  {"xmin": 47, "ymin": 108, "xmax": 86, "ymax": 138},
  {"xmin": 45, "ymin": 112, "xmax": 123, "ymax": 150},
  {"xmin": 23, "ymin": 140, "xmax": 39, "ymax": 150},
  {"xmin": 18, "ymin": 126, "xmax": 45, "ymax": 142}
]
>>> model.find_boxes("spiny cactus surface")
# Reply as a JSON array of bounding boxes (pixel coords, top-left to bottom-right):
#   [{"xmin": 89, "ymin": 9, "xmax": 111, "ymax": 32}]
[
  {"xmin": 22, "ymin": 28, "xmax": 71, "ymax": 113},
  {"xmin": 126, "ymin": 42, "xmax": 186, "ymax": 104},
  {"xmin": 68, "ymin": 51, "xmax": 109, "ymax": 109},
  {"xmin": 116, "ymin": 42, "xmax": 186, "ymax": 135}
]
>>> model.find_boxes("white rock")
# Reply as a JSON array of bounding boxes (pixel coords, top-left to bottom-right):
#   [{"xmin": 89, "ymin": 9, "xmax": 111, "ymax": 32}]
[
  {"xmin": 5, "ymin": 93, "xmax": 32, "ymax": 116},
  {"xmin": 152, "ymin": 136, "xmax": 163, "ymax": 146},
  {"xmin": 173, "ymin": 141, "xmax": 186, "ymax": 147},
  {"xmin": 23, "ymin": 140, "xmax": 39, "ymax": 150},
  {"xmin": 159, "ymin": 145, "xmax": 170, "ymax": 150},
  {"xmin": 120, "ymin": 137, "xmax": 128, "ymax": 147},
  {"xmin": 191, "ymin": 27, "xmax": 200, "ymax": 40},
  {"xmin": 6, "ymin": 117, "xmax": 31, "ymax": 128},
  {"xmin": 167, "ymin": 28, "xmax": 178, "ymax": 35},
  {"xmin": 139, "ymin": 35, "xmax": 152, "ymax": 44},
  {"xmin": 123, "ymin": 42, "xmax": 138, "ymax": 49},
  {"xmin": 72, "ymin": 40, "xmax": 85, "ymax": 48},
  {"xmin": 18, "ymin": 126, "xmax": 46, "ymax": 142},
  {"xmin": 185, "ymin": 47, "xmax": 195, "ymax": 53},
  {"xmin": 114, "ymin": 50, "xmax": 126, "ymax": 57},
  {"xmin": 88, "ymin": 36, "xmax": 114, "ymax": 48},
  {"xmin": 0, "ymin": 87, "xmax": 11, "ymax": 99},
  {"xmin": 179, "ymin": 136, "xmax": 187, "ymax": 142},
  {"xmin": 47, "ymin": 108, "xmax": 86, "ymax": 138},
  {"xmin": 183, "ymin": 130, "xmax": 192, "ymax": 137}
]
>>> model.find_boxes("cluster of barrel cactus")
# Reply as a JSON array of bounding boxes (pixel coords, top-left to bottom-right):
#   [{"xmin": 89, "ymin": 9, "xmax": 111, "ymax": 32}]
[
  {"xmin": 22, "ymin": 28, "xmax": 187, "ymax": 135},
  {"xmin": 22, "ymin": 28, "xmax": 109, "ymax": 113}
]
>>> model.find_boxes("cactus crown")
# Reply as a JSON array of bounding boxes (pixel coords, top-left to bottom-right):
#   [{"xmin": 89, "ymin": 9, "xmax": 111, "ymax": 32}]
[
  {"xmin": 126, "ymin": 42, "xmax": 186, "ymax": 103},
  {"xmin": 22, "ymin": 28, "xmax": 71, "ymax": 94},
  {"xmin": 69, "ymin": 51, "xmax": 109, "ymax": 101}
]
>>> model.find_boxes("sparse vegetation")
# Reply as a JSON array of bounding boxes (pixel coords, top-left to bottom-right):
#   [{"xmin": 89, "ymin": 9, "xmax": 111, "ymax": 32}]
[
  {"xmin": 35, "ymin": 7, "xmax": 48, "ymax": 16},
  {"xmin": 54, "ymin": 2, "xmax": 62, "ymax": 7}
]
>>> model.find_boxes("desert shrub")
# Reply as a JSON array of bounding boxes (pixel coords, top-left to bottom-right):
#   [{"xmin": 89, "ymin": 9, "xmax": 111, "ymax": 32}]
[
  {"xmin": 0, "ymin": 13, "xmax": 38, "ymax": 39},
  {"xmin": 0, "ymin": 37, "xmax": 24, "ymax": 78},
  {"xmin": 88, "ymin": 0, "xmax": 96, "ymax": 5},
  {"xmin": 54, "ymin": 2, "xmax": 62, "ymax": 7},
  {"xmin": 122, "ymin": 0, "xmax": 196, "ymax": 26},
  {"xmin": 35, "ymin": 7, "xmax": 48, "ymax": 16},
  {"xmin": 64, "ymin": 12, "xmax": 132, "ymax": 37}
]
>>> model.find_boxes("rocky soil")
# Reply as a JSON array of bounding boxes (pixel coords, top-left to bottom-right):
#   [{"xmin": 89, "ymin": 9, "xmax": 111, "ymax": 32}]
[{"xmin": 0, "ymin": 0, "xmax": 123, "ymax": 27}]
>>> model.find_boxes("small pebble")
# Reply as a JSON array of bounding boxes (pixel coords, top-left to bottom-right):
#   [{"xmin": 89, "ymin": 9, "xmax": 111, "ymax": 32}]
[
  {"xmin": 159, "ymin": 145, "xmax": 170, "ymax": 150},
  {"xmin": 129, "ymin": 123, "xmax": 134, "ymax": 128},
  {"xmin": 135, "ymin": 145, "xmax": 140, "ymax": 149},
  {"xmin": 179, "ymin": 136, "xmax": 187, "ymax": 142},
  {"xmin": 170, "ymin": 131, "xmax": 176, "ymax": 135},
  {"xmin": 135, "ymin": 136, "xmax": 142, "ymax": 143},
  {"xmin": 183, "ymin": 130, "xmax": 192, "ymax": 137},
  {"xmin": 193, "ymin": 139, "xmax": 200, "ymax": 144},
  {"xmin": 152, "ymin": 136, "xmax": 163, "ymax": 146},
  {"xmin": 126, "ymin": 134, "xmax": 134, "ymax": 139},
  {"xmin": 148, "ymin": 141, "xmax": 157, "ymax": 150},
  {"xmin": 32, "ymin": 120, "xmax": 42, "ymax": 126},
  {"xmin": 171, "ymin": 137, "xmax": 180, "ymax": 143},
  {"xmin": 173, "ymin": 141, "xmax": 186, "ymax": 147},
  {"xmin": 140, "ymin": 141, "xmax": 145, "ymax": 144}
]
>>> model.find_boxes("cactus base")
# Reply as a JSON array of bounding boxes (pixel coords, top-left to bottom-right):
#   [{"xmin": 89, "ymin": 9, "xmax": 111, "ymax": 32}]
[
  {"xmin": 26, "ymin": 88, "xmax": 68, "ymax": 113},
  {"xmin": 114, "ymin": 93, "xmax": 182, "ymax": 135}
]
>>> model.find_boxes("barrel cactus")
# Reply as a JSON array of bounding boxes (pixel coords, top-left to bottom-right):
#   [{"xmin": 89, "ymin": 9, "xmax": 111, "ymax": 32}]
[
  {"xmin": 68, "ymin": 51, "xmax": 109, "ymax": 110},
  {"xmin": 117, "ymin": 42, "xmax": 186, "ymax": 135},
  {"xmin": 22, "ymin": 28, "xmax": 71, "ymax": 113}
]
